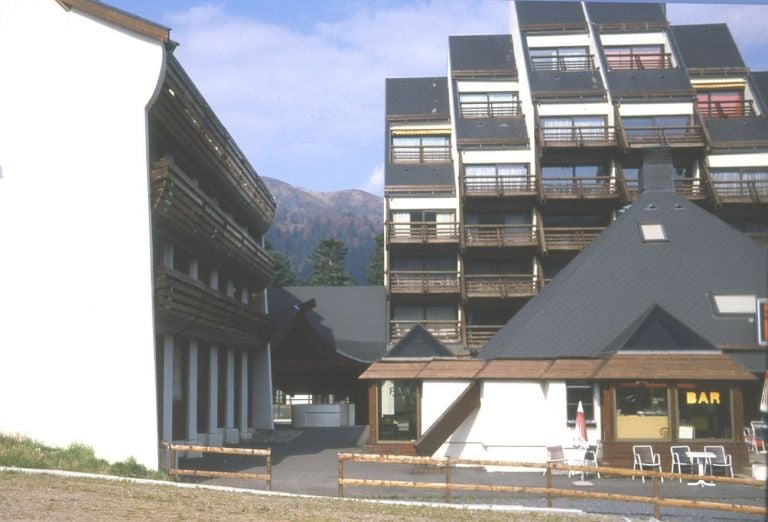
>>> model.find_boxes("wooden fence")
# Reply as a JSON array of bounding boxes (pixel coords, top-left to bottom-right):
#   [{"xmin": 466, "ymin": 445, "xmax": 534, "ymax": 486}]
[
  {"xmin": 161, "ymin": 442, "xmax": 271, "ymax": 490},
  {"xmin": 337, "ymin": 453, "xmax": 766, "ymax": 519}
]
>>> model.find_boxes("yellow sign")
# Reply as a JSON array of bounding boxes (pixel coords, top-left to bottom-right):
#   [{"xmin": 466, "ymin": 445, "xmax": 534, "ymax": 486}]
[{"xmin": 686, "ymin": 391, "xmax": 720, "ymax": 405}]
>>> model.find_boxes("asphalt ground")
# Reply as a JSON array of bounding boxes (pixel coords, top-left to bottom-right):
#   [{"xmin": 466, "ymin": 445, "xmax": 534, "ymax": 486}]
[{"xmin": 179, "ymin": 426, "xmax": 767, "ymax": 521}]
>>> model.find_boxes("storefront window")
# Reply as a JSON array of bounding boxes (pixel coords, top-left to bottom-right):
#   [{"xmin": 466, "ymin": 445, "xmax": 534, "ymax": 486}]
[
  {"xmin": 676, "ymin": 385, "xmax": 732, "ymax": 440},
  {"xmin": 378, "ymin": 380, "xmax": 418, "ymax": 441},
  {"xmin": 615, "ymin": 384, "xmax": 669, "ymax": 440}
]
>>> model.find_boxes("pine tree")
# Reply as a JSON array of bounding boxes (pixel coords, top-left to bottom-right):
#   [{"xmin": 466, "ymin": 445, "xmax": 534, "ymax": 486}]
[
  {"xmin": 366, "ymin": 232, "xmax": 384, "ymax": 285},
  {"xmin": 309, "ymin": 238, "xmax": 351, "ymax": 286},
  {"xmin": 270, "ymin": 251, "xmax": 296, "ymax": 287}
]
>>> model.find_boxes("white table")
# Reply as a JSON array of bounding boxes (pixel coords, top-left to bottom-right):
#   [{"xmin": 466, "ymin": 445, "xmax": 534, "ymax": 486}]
[{"xmin": 686, "ymin": 451, "xmax": 716, "ymax": 487}]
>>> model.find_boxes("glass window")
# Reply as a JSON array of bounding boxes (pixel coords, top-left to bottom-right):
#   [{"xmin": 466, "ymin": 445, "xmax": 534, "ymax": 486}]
[
  {"xmin": 566, "ymin": 382, "xmax": 595, "ymax": 425},
  {"xmin": 616, "ymin": 384, "xmax": 670, "ymax": 440},
  {"xmin": 676, "ymin": 385, "xmax": 732, "ymax": 439},
  {"xmin": 530, "ymin": 47, "xmax": 590, "ymax": 71},
  {"xmin": 378, "ymin": 380, "xmax": 418, "ymax": 441},
  {"xmin": 391, "ymin": 135, "xmax": 450, "ymax": 163},
  {"xmin": 605, "ymin": 45, "xmax": 665, "ymax": 70},
  {"xmin": 459, "ymin": 92, "xmax": 518, "ymax": 118}
]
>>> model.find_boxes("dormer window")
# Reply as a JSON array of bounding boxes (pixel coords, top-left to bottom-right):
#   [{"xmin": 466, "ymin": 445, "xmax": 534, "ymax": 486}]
[
  {"xmin": 459, "ymin": 92, "xmax": 519, "ymax": 118},
  {"xmin": 711, "ymin": 294, "xmax": 756, "ymax": 315}
]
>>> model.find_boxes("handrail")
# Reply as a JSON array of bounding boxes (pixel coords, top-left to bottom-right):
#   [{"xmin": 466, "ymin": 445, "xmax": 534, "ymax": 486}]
[
  {"xmin": 465, "ymin": 324, "xmax": 505, "ymax": 347},
  {"xmin": 543, "ymin": 227, "xmax": 604, "ymax": 250},
  {"xmin": 391, "ymin": 145, "xmax": 451, "ymax": 164},
  {"xmin": 622, "ymin": 126, "xmax": 705, "ymax": 147},
  {"xmin": 464, "ymin": 274, "xmax": 539, "ymax": 298},
  {"xmin": 464, "ymin": 224, "xmax": 537, "ymax": 247},
  {"xmin": 531, "ymin": 54, "xmax": 596, "ymax": 72},
  {"xmin": 388, "ymin": 222, "xmax": 460, "ymax": 243},
  {"xmin": 606, "ymin": 53, "xmax": 673, "ymax": 71},
  {"xmin": 697, "ymin": 100, "xmax": 755, "ymax": 119},
  {"xmin": 389, "ymin": 271, "xmax": 460, "ymax": 294},
  {"xmin": 539, "ymin": 176, "xmax": 616, "ymax": 197},
  {"xmin": 540, "ymin": 126, "xmax": 616, "ymax": 146},
  {"xmin": 390, "ymin": 320, "xmax": 461, "ymax": 342},
  {"xmin": 463, "ymin": 174, "xmax": 535, "ymax": 196},
  {"xmin": 161, "ymin": 441, "xmax": 271, "ymax": 490},
  {"xmin": 460, "ymin": 100, "xmax": 522, "ymax": 119}
]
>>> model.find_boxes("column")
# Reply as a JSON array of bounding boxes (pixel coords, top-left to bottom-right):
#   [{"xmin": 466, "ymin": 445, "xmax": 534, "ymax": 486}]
[
  {"xmin": 240, "ymin": 286, "xmax": 249, "ymax": 304},
  {"xmin": 250, "ymin": 344, "xmax": 274, "ymax": 430},
  {"xmin": 239, "ymin": 351, "xmax": 249, "ymax": 438},
  {"xmin": 189, "ymin": 259, "xmax": 199, "ymax": 280},
  {"xmin": 185, "ymin": 340, "xmax": 198, "ymax": 442},
  {"xmin": 207, "ymin": 344, "xmax": 221, "ymax": 445},
  {"xmin": 224, "ymin": 348, "xmax": 237, "ymax": 442},
  {"xmin": 209, "ymin": 269, "xmax": 219, "ymax": 290},
  {"xmin": 163, "ymin": 244, "xmax": 174, "ymax": 268},
  {"xmin": 161, "ymin": 335, "xmax": 174, "ymax": 467}
]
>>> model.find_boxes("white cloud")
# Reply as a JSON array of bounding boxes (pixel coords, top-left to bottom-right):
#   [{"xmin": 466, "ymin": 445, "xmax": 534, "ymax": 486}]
[
  {"xmin": 360, "ymin": 164, "xmax": 384, "ymax": 196},
  {"xmin": 164, "ymin": 1, "xmax": 509, "ymax": 192}
]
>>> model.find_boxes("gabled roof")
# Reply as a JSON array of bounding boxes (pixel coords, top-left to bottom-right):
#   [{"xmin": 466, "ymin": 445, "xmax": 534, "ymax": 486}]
[
  {"xmin": 268, "ymin": 286, "xmax": 386, "ymax": 363},
  {"xmin": 386, "ymin": 325, "xmax": 454, "ymax": 358},
  {"xmin": 480, "ymin": 172, "xmax": 767, "ymax": 360}
]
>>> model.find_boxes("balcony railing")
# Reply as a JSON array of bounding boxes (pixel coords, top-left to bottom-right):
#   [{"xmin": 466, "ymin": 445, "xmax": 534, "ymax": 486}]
[
  {"xmin": 464, "ymin": 224, "xmax": 537, "ymax": 248},
  {"xmin": 465, "ymin": 325, "xmax": 504, "ymax": 348},
  {"xmin": 698, "ymin": 100, "xmax": 755, "ymax": 119},
  {"xmin": 154, "ymin": 266, "xmax": 271, "ymax": 348},
  {"xmin": 389, "ymin": 271, "xmax": 460, "ymax": 294},
  {"xmin": 606, "ymin": 53, "xmax": 673, "ymax": 71},
  {"xmin": 390, "ymin": 320, "xmax": 461, "ymax": 343},
  {"xmin": 388, "ymin": 222, "xmax": 460, "ymax": 244},
  {"xmin": 463, "ymin": 174, "xmax": 536, "ymax": 197},
  {"xmin": 623, "ymin": 177, "xmax": 708, "ymax": 199},
  {"xmin": 464, "ymin": 274, "xmax": 539, "ymax": 299},
  {"xmin": 622, "ymin": 126, "xmax": 705, "ymax": 148},
  {"xmin": 709, "ymin": 179, "xmax": 768, "ymax": 204},
  {"xmin": 531, "ymin": 55, "xmax": 596, "ymax": 71},
  {"xmin": 391, "ymin": 145, "xmax": 451, "ymax": 164},
  {"xmin": 539, "ymin": 176, "xmax": 617, "ymax": 198},
  {"xmin": 540, "ymin": 126, "xmax": 616, "ymax": 147},
  {"xmin": 460, "ymin": 100, "xmax": 522, "ymax": 119},
  {"xmin": 543, "ymin": 227, "xmax": 604, "ymax": 251},
  {"xmin": 151, "ymin": 157, "xmax": 275, "ymax": 284}
]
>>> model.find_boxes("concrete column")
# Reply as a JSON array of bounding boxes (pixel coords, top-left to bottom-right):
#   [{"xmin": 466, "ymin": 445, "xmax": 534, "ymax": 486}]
[
  {"xmin": 163, "ymin": 244, "xmax": 174, "ymax": 269},
  {"xmin": 240, "ymin": 286, "xmax": 249, "ymax": 304},
  {"xmin": 250, "ymin": 345, "xmax": 274, "ymax": 430},
  {"xmin": 227, "ymin": 278, "xmax": 236, "ymax": 298},
  {"xmin": 185, "ymin": 340, "xmax": 198, "ymax": 442},
  {"xmin": 209, "ymin": 269, "xmax": 219, "ymax": 290},
  {"xmin": 239, "ymin": 351, "xmax": 249, "ymax": 438},
  {"xmin": 189, "ymin": 259, "xmax": 199, "ymax": 280},
  {"xmin": 224, "ymin": 348, "xmax": 237, "ymax": 443},
  {"xmin": 208, "ymin": 345, "xmax": 221, "ymax": 445},
  {"xmin": 161, "ymin": 336, "xmax": 174, "ymax": 467}
]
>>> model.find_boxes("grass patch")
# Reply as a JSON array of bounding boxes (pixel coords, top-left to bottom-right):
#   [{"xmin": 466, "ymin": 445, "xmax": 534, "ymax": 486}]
[{"xmin": 0, "ymin": 433, "xmax": 166, "ymax": 480}]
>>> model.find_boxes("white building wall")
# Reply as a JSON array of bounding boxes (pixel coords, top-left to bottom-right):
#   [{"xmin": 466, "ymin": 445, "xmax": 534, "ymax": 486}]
[{"xmin": 0, "ymin": 0, "xmax": 164, "ymax": 467}]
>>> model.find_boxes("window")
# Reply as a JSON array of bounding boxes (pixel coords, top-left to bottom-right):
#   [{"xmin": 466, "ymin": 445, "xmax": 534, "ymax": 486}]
[
  {"xmin": 541, "ymin": 116, "xmax": 607, "ymax": 142},
  {"xmin": 616, "ymin": 384, "xmax": 669, "ymax": 440},
  {"xmin": 389, "ymin": 210, "xmax": 456, "ymax": 240},
  {"xmin": 711, "ymin": 294, "xmax": 756, "ymax": 315},
  {"xmin": 676, "ymin": 384, "xmax": 732, "ymax": 439},
  {"xmin": 710, "ymin": 168, "xmax": 768, "ymax": 198},
  {"xmin": 696, "ymin": 89, "xmax": 748, "ymax": 118},
  {"xmin": 567, "ymin": 382, "xmax": 595, "ymax": 425},
  {"xmin": 604, "ymin": 45, "xmax": 667, "ymax": 70},
  {"xmin": 640, "ymin": 223, "xmax": 667, "ymax": 242},
  {"xmin": 529, "ymin": 47, "xmax": 592, "ymax": 71},
  {"xmin": 459, "ymin": 92, "xmax": 519, "ymax": 118},
  {"xmin": 542, "ymin": 164, "xmax": 609, "ymax": 179},
  {"xmin": 390, "ymin": 134, "xmax": 450, "ymax": 164},
  {"xmin": 464, "ymin": 164, "xmax": 530, "ymax": 193},
  {"xmin": 378, "ymin": 380, "xmax": 418, "ymax": 441}
]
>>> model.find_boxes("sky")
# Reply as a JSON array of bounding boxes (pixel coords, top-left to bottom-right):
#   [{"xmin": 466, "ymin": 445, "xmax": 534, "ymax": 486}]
[{"xmin": 108, "ymin": 0, "xmax": 768, "ymax": 195}]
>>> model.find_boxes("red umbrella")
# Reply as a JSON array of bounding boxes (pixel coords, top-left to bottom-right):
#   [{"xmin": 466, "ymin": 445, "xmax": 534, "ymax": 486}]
[{"xmin": 574, "ymin": 400, "xmax": 588, "ymax": 448}]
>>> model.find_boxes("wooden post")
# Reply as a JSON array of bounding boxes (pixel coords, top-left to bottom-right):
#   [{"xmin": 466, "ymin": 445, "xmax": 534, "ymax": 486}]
[
  {"xmin": 445, "ymin": 457, "xmax": 451, "ymax": 503},
  {"xmin": 545, "ymin": 465, "xmax": 553, "ymax": 508},
  {"xmin": 266, "ymin": 451, "xmax": 272, "ymax": 491},
  {"xmin": 338, "ymin": 456, "xmax": 344, "ymax": 498},
  {"xmin": 653, "ymin": 475, "xmax": 661, "ymax": 520},
  {"xmin": 170, "ymin": 447, "xmax": 177, "ymax": 482}
]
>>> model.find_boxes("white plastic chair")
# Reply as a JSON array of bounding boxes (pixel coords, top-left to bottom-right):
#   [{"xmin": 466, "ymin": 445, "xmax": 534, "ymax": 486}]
[
  {"xmin": 670, "ymin": 445, "xmax": 695, "ymax": 481},
  {"xmin": 632, "ymin": 445, "xmax": 663, "ymax": 483},
  {"xmin": 544, "ymin": 445, "xmax": 572, "ymax": 476},
  {"xmin": 704, "ymin": 445, "xmax": 734, "ymax": 478}
]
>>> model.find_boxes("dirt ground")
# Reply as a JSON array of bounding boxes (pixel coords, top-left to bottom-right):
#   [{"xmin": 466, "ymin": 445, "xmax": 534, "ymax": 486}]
[{"xmin": 0, "ymin": 471, "xmax": 613, "ymax": 521}]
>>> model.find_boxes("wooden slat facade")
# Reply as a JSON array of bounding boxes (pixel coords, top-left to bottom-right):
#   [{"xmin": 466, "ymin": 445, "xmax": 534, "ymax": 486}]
[{"xmin": 594, "ymin": 354, "xmax": 756, "ymax": 381}]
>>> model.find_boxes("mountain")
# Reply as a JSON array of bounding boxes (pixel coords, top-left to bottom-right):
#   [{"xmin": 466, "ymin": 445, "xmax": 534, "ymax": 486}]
[{"xmin": 263, "ymin": 177, "xmax": 383, "ymax": 284}]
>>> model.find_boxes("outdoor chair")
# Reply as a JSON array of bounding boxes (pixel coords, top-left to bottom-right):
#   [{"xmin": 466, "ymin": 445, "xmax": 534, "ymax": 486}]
[
  {"xmin": 670, "ymin": 445, "xmax": 695, "ymax": 481},
  {"xmin": 743, "ymin": 428, "xmax": 766, "ymax": 453},
  {"xmin": 581, "ymin": 444, "xmax": 600, "ymax": 479},
  {"xmin": 544, "ymin": 445, "xmax": 571, "ymax": 476},
  {"xmin": 704, "ymin": 445, "xmax": 734, "ymax": 478},
  {"xmin": 751, "ymin": 421, "xmax": 768, "ymax": 453},
  {"xmin": 632, "ymin": 445, "xmax": 663, "ymax": 483}
]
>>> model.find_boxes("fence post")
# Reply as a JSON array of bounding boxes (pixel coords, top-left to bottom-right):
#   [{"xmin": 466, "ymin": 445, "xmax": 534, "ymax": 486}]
[
  {"xmin": 338, "ymin": 455, "xmax": 344, "ymax": 498},
  {"xmin": 545, "ymin": 465, "xmax": 553, "ymax": 508},
  {"xmin": 444, "ymin": 457, "xmax": 451, "ymax": 504},
  {"xmin": 653, "ymin": 474, "xmax": 661, "ymax": 520},
  {"xmin": 266, "ymin": 450, "xmax": 272, "ymax": 491},
  {"xmin": 170, "ymin": 446, "xmax": 177, "ymax": 482}
]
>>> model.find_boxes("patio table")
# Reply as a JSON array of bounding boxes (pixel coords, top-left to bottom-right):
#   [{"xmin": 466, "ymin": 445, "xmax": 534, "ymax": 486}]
[{"xmin": 686, "ymin": 451, "xmax": 715, "ymax": 487}]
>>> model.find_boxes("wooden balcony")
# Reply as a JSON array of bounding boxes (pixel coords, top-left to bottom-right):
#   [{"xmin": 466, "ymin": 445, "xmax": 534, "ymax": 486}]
[
  {"xmin": 539, "ymin": 126, "xmax": 617, "ymax": 148},
  {"xmin": 465, "ymin": 325, "xmax": 504, "ymax": 348},
  {"xmin": 606, "ymin": 53, "xmax": 673, "ymax": 71},
  {"xmin": 542, "ymin": 227, "xmax": 604, "ymax": 252},
  {"xmin": 154, "ymin": 266, "xmax": 272, "ymax": 349},
  {"xmin": 697, "ymin": 100, "xmax": 756, "ymax": 119},
  {"xmin": 390, "ymin": 320, "xmax": 461, "ymax": 343},
  {"xmin": 463, "ymin": 175, "xmax": 536, "ymax": 198},
  {"xmin": 390, "ymin": 145, "xmax": 451, "ymax": 164},
  {"xmin": 460, "ymin": 100, "xmax": 522, "ymax": 119},
  {"xmin": 709, "ymin": 179, "xmax": 768, "ymax": 204},
  {"xmin": 388, "ymin": 222, "xmax": 460, "ymax": 244},
  {"xmin": 621, "ymin": 125, "xmax": 706, "ymax": 148},
  {"xmin": 151, "ymin": 157, "xmax": 275, "ymax": 284},
  {"xmin": 464, "ymin": 274, "xmax": 539, "ymax": 299},
  {"xmin": 389, "ymin": 271, "xmax": 460, "ymax": 294},
  {"xmin": 464, "ymin": 224, "xmax": 538, "ymax": 249},
  {"xmin": 531, "ymin": 55, "xmax": 596, "ymax": 72},
  {"xmin": 622, "ymin": 177, "xmax": 708, "ymax": 200},
  {"xmin": 539, "ymin": 177, "xmax": 618, "ymax": 199}
]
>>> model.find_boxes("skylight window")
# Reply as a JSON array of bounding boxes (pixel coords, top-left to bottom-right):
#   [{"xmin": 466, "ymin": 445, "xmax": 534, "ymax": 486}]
[
  {"xmin": 640, "ymin": 223, "xmax": 667, "ymax": 242},
  {"xmin": 712, "ymin": 294, "xmax": 756, "ymax": 315}
]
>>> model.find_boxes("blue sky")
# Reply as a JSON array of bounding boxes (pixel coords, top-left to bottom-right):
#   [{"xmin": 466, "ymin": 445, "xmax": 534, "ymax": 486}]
[{"xmin": 109, "ymin": 1, "xmax": 768, "ymax": 194}]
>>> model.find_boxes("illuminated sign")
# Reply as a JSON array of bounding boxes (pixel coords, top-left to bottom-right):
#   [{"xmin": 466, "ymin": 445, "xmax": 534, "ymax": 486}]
[
  {"xmin": 759, "ymin": 298, "xmax": 768, "ymax": 347},
  {"xmin": 686, "ymin": 391, "xmax": 721, "ymax": 405}
]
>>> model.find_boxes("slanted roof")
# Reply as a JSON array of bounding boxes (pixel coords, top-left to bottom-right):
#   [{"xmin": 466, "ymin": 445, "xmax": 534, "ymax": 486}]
[
  {"xmin": 586, "ymin": 2, "xmax": 667, "ymax": 30},
  {"xmin": 515, "ymin": 1, "xmax": 587, "ymax": 31},
  {"xmin": 449, "ymin": 35, "xmax": 516, "ymax": 76},
  {"xmin": 671, "ymin": 24, "xmax": 747, "ymax": 73},
  {"xmin": 386, "ymin": 77, "xmax": 449, "ymax": 120},
  {"xmin": 480, "ymin": 163, "xmax": 767, "ymax": 361},
  {"xmin": 268, "ymin": 286, "xmax": 386, "ymax": 363},
  {"xmin": 386, "ymin": 325, "xmax": 453, "ymax": 358},
  {"xmin": 58, "ymin": 0, "xmax": 171, "ymax": 44},
  {"xmin": 749, "ymin": 72, "xmax": 768, "ymax": 114}
]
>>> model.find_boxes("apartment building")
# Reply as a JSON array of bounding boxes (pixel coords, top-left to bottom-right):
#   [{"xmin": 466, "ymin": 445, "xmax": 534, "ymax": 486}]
[{"xmin": 384, "ymin": 1, "xmax": 768, "ymax": 354}]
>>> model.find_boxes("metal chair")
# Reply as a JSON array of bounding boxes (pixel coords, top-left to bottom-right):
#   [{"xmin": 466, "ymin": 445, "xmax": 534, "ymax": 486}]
[
  {"xmin": 670, "ymin": 445, "xmax": 695, "ymax": 481},
  {"xmin": 544, "ymin": 445, "xmax": 571, "ymax": 476},
  {"xmin": 632, "ymin": 445, "xmax": 663, "ymax": 483},
  {"xmin": 704, "ymin": 445, "xmax": 734, "ymax": 478},
  {"xmin": 581, "ymin": 444, "xmax": 601, "ymax": 479}
]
